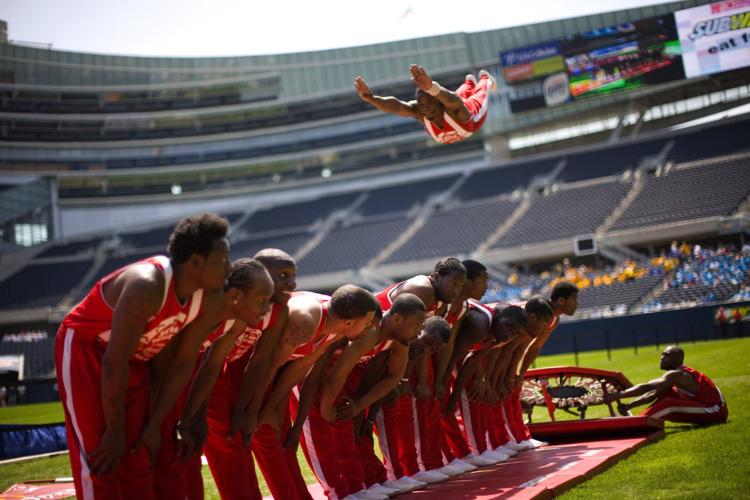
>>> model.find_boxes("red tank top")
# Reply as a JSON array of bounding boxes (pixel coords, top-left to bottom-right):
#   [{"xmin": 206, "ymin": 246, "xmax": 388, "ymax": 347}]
[
  {"xmin": 376, "ymin": 275, "xmax": 443, "ymax": 316},
  {"xmin": 223, "ymin": 302, "xmax": 284, "ymax": 363},
  {"xmin": 467, "ymin": 300, "xmax": 495, "ymax": 352},
  {"xmin": 423, "ymin": 114, "xmax": 474, "ymax": 144},
  {"xmin": 288, "ymin": 292, "xmax": 330, "ymax": 359},
  {"xmin": 677, "ymin": 365, "xmax": 725, "ymax": 406},
  {"xmin": 446, "ymin": 300, "xmax": 469, "ymax": 328},
  {"xmin": 201, "ymin": 319, "xmax": 236, "ymax": 353},
  {"xmin": 63, "ymin": 255, "xmax": 204, "ymax": 362}
]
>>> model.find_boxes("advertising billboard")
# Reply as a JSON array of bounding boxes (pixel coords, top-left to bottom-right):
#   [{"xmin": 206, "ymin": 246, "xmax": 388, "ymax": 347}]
[
  {"xmin": 675, "ymin": 0, "xmax": 750, "ymax": 78},
  {"xmin": 500, "ymin": 41, "xmax": 571, "ymax": 113},
  {"xmin": 562, "ymin": 15, "xmax": 685, "ymax": 99},
  {"xmin": 500, "ymin": 14, "xmax": 685, "ymax": 112}
]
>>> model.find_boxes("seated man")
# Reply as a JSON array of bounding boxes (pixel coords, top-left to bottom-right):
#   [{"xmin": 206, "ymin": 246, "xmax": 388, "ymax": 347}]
[{"xmin": 606, "ymin": 346, "xmax": 728, "ymax": 425}]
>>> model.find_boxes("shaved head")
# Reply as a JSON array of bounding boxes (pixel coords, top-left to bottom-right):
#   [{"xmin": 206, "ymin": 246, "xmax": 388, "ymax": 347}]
[
  {"xmin": 660, "ymin": 345, "xmax": 685, "ymax": 370},
  {"xmin": 254, "ymin": 248, "xmax": 295, "ymax": 267}
]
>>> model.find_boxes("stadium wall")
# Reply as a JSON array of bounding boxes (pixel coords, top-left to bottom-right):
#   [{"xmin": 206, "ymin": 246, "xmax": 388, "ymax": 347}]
[{"xmin": 546, "ymin": 300, "xmax": 750, "ymax": 356}]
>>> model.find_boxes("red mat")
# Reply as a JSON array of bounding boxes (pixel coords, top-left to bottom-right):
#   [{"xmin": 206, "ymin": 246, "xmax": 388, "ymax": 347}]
[
  {"xmin": 528, "ymin": 415, "xmax": 664, "ymax": 441},
  {"xmin": 279, "ymin": 430, "xmax": 664, "ymax": 500}
]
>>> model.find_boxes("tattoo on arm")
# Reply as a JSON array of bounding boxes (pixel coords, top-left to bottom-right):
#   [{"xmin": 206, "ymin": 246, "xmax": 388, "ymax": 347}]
[{"xmin": 284, "ymin": 315, "xmax": 315, "ymax": 347}]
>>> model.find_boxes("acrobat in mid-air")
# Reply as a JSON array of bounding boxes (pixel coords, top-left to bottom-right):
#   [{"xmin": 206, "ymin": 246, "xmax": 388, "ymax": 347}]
[{"xmin": 354, "ymin": 64, "xmax": 496, "ymax": 144}]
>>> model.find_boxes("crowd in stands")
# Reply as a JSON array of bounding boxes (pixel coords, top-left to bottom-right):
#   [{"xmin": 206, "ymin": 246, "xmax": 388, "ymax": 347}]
[{"xmin": 483, "ymin": 242, "xmax": 750, "ymax": 318}]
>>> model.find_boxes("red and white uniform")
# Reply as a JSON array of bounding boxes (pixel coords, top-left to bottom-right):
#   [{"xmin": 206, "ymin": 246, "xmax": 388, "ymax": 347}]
[
  {"xmin": 457, "ymin": 302, "xmax": 495, "ymax": 456},
  {"xmin": 55, "ymin": 255, "xmax": 204, "ymax": 500},
  {"xmin": 155, "ymin": 318, "xmax": 236, "ymax": 500},
  {"xmin": 297, "ymin": 337, "xmax": 391, "ymax": 499},
  {"xmin": 203, "ymin": 303, "xmax": 309, "ymax": 500},
  {"xmin": 376, "ymin": 275, "xmax": 443, "ymax": 317},
  {"xmin": 643, "ymin": 365, "xmax": 728, "ymax": 424},
  {"xmin": 504, "ymin": 310, "xmax": 560, "ymax": 443},
  {"xmin": 422, "ymin": 75, "xmax": 492, "ymax": 144}
]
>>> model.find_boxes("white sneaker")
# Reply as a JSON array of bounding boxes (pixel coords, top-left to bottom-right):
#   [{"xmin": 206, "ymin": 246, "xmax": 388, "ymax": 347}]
[
  {"xmin": 449, "ymin": 458, "xmax": 477, "ymax": 473},
  {"xmin": 479, "ymin": 449, "xmax": 508, "ymax": 463},
  {"xmin": 382, "ymin": 477, "xmax": 425, "ymax": 493},
  {"xmin": 436, "ymin": 464, "xmax": 464, "ymax": 477},
  {"xmin": 502, "ymin": 440, "xmax": 526, "ymax": 452},
  {"xmin": 463, "ymin": 454, "xmax": 496, "ymax": 467},
  {"xmin": 524, "ymin": 438, "xmax": 548, "ymax": 448},
  {"xmin": 344, "ymin": 489, "xmax": 388, "ymax": 500},
  {"xmin": 367, "ymin": 483, "xmax": 401, "ymax": 498},
  {"xmin": 494, "ymin": 445, "xmax": 517, "ymax": 457},
  {"xmin": 411, "ymin": 470, "xmax": 449, "ymax": 484},
  {"xmin": 479, "ymin": 69, "xmax": 497, "ymax": 91}
]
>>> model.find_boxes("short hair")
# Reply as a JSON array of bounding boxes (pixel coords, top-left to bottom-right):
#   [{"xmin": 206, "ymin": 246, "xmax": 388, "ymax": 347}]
[
  {"xmin": 422, "ymin": 316, "xmax": 451, "ymax": 343},
  {"xmin": 254, "ymin": 248, "xmax": 296, "ymax": 268},
  {"xmin": 551, "ymin": 281, "xmax": 579, "ymax": 302},
  {"xmin": 525, "ymin": 295, "xmax": 554, "ymax": 318},
  {"xmin": 390, "ymin": 293, "xmax": 427, "ymax": 316},
  {"xmin": 226, "ymin": 258, "xmax": 270, "ymax": 292},
  {"xmin": 434, "ymin": 257, "xmax": 467, "ymax": 278},
  {"xmin": 168, "ymin": 213, "xmax": 229, "ymax": 264},
  {"xmin": 462, "ymin": 259, "xmax": 487, "ymax": 281},
  {"xmin": 494, "ymin": 304, "xmax": 527, "ymax": 327},
  {"xmin": 329, "ymin": 285, "xmax": 379, "ymax": 320}
]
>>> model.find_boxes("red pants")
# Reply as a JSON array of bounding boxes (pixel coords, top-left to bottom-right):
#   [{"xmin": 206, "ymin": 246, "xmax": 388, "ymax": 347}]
[
  {"xmin": 55, "ymin": 324, "xmax": 153, "ymax": 500},
  {"xmin": 643, "ymin": 391, "xmax": 728, "ymax": 425},
  {"xmin": 294, "ymin": 361, "xmax": 372, "ymax": 499},
  {"xmin": 439, "ymin": 383, "xmax": 471, "ymax": 461},
  {"xmin": 458, "ymin": 385, "xmax": 489, "ymax": 455},
  {"xmin": 454, "ymin": 75, "xmax": 492, "ymax": 133},
  {"xmin": 504, "ymin": 387, "xmax": 532, "ymax": 442},
  {"xmin": 375, "ymin": 393, "xmax": 420, "ymax": 480},
  {"xmin": 205, "ymin": 357, "xmax": 311, "ymax": 500},
  {"xmin": 356, "ymin": 431, "xmax": 388, "ymax": 487},
  {"xmin": 154, "ymin": 364, "xmax": 204, "ymax": 500},
  {"xmin": 414, "ymin": 396, "xmax": 445, "ymax": 470},
  {"xmin": 487, "ymin": 403, "xmax": 510, "ymax": 448}
]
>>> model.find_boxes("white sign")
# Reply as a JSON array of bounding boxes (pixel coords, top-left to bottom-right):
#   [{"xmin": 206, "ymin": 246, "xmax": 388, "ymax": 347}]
[{"xmin": 675, "ymin": 0, "xmax": 750, "ymax": 77}]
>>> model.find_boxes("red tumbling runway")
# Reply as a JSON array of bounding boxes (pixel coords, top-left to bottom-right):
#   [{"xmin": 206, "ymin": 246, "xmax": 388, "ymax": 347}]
[{"xmin": 273, "ymin": 416, "xmax": 665, "ymax": 500}]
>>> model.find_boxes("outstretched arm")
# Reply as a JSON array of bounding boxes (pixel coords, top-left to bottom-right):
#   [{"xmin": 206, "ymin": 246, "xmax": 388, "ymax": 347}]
[
  {"xmin": 606, "ymin": 372, "xmax": 682, "ymax": 412},
  {"xmin": 354, "ymin": 76, "xmax": 419, "ymax": 119},
  {"xmin": 410, "ymin": 64, "xmax": 471, "ymax": 122}
]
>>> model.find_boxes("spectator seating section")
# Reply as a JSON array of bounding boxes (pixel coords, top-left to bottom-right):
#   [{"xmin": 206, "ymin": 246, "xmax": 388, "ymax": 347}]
[
  {"xmin": 386, "ymin": 198, "xmax": 521, "ymax": 264},
  {"xmin": 667, "ymin": 121, "xmax": 750, "ymax": 163},
  {"xmin": 574, "ymin": 273, "xmax": 665, "ymax": 314},
  {"xmin": 454, "ymin": 159, "xmax": 557, "ymax": 201},
  {"xmin": 610, "ymin": 157, "xmax": 750, "ymax": 231},
  {"xmin": 240, "ymin": 193, "xmax": 360, "ymax": 235},
  {"xmin": 558, "ymin": 139, "xmax": 663, "ymax": 183},
  {"xmin": 355, "ymin": 175, "xmax": 459, "ymax": 217},
  {"xmin": 230, "ymin": 232, "xmax": 313, "ymax": 261},
  {"xmin": 299, "ymin": 216, "xmax": 414, "ymax": 275},
  {"xmin": 0, "ymin": 260, "xmax": 91, "ymax": 310},
  {"xmin": 493, "ymin": 179, "xmax": 632, "ymax": 248},
  {"xmin": 35, "ymin": 238, "xmax": 103, "ymax": 258},
  {"xmin": 0, "ymin": 333, "xmax": 56, "ymax": 379}
]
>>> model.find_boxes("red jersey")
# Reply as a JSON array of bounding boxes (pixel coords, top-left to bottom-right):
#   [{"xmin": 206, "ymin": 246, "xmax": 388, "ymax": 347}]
[
  {"xmin": 446, "ymin": 300, "xmax": 469, "ymax": 328},
  {"xmin": 201, "ymin": 319, "xmax": 236, "ymax": 353},
  {"xmin": 224, "ymin": 302, "xmax": 284, "ymax": 363},
  {"xmin": 677, "ymin": 365, "xmax": 726, "ymax": 406},
  {"xmin": 376, "ymin": 275, "xmax": 444, "ymax": 316},
  {"xmin": 62, "ymin": 255, "xmax": 204, "ymax": 362},
  {"xmin": 288, "ymin": 292, "xmax": 331, "ymax": 360},
  {"xmin": 467, "ymin": 300, "xmax": 495, "ymax": 352}
]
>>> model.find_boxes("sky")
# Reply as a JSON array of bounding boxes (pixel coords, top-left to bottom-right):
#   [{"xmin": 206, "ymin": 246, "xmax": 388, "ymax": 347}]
[{"xmin": 2, "ymin": 0, "xmax": 677, "ymax": 58}]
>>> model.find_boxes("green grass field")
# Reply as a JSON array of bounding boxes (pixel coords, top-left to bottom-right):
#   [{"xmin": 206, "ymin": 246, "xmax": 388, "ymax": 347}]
[{"xmin": 1, "ymin": 337, "xmax": 748, "ymax": 498}]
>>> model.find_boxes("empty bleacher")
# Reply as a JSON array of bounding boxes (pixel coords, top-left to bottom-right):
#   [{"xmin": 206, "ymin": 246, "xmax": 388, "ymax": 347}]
[
  {"xmin": 355, "ymin": 175, "xmax": 459, "ymax": 217},
  {"xmin": 299, "ymin": 216, "xmax": 413, "ymax": 275},
  {"xmin": 240, "ymin": 193, "xmax": 360, "ymax": 235},
  {"xmin": 230, "ymin": 232, "xmax": 313, "ymax": 261},
  {"xmin": 558, "ymin": 140, "xmax": 662, "ymax": 183},
  {"xmin": 610, "ymin": 157, "xmax": 750, "ymax": 232},
  {"xmin": 493, "ymin": 179, "xmax": 632, "ymax": 248},
  {"xmin": 0, "ymin": 332, "xmax": 55, "ymax": 379},
  {"xmin": 453, "ymin": 159, "xmax": 557, "ymax": 201},
  {"xmin": 35, "ymin": 238, "xmax": 103, "ymax": 258},
  {"xmin": 385, "ymin": 197, "xmax": 521, "ymax": 264},
  {"xmin": 574, "ymin": 273, "xmax": 665, "ymax": 316},
  {"xmin": 0, "ymin": 261, "xmax": 91, "ymax": 310}
]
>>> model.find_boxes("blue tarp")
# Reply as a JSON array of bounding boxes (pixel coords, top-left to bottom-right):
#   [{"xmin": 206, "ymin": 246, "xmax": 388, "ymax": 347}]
[{"xmin": 0, "ymin": 423, "xmax": 67, "ymax": 459}]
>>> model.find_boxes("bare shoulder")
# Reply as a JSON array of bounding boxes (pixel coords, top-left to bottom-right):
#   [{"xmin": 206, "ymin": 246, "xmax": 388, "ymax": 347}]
[
  {"xmin": 400, "ymin": 280, "xmax": 435, "ymax": 307},
  {"xmin": 115, "ymin": 263, "xmax": 164, "ymax": 317},
  {"xmin": 284, "ymin": 307, "xmax": 318, "ymax": 346}
]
